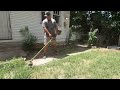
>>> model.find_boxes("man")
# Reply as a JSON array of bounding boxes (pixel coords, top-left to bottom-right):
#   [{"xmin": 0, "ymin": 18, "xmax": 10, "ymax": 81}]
[{"xmin": 42, "ymin": 11, "xmax": 59, "ymax": 58}]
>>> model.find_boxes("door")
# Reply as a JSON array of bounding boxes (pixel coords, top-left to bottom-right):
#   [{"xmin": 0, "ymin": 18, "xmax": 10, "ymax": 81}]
[{"xmin": 0, "ymin": 11, "xmax": 11, "ymax": 40}]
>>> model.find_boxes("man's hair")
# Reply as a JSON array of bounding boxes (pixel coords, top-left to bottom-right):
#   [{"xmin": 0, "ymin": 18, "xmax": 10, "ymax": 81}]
[{"xmin": 44, "ymin": 11, "xmax": 51, "ymax": 17}]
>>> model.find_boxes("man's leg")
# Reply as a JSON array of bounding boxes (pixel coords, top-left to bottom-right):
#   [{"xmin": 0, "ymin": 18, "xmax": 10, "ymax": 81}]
[
  {"xmin": 43, "ymin": 44, "xmax": 48, "ymax": 56},
  {"xmin": 51, "ymin": 37, "xmax": 58, "ymax": 54},
  {"xmin": 43, "ymin": 37, "xmax": 50, "ymax": 58}
]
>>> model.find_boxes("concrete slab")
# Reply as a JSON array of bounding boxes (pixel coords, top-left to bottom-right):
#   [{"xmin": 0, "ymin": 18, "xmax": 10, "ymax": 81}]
[
  {"xmin": 107, "ymin": 46, "xmax": 120, "ymax": 50},
  {"xmin": 32, "ymin": 57, "xmax": 55, "ymax": 66}
]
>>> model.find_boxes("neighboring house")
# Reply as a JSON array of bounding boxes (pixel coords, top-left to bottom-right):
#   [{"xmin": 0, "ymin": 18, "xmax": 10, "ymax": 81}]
[{"xmin": 0, "ymin": 11, "xmax": 70, "ymax": 44}]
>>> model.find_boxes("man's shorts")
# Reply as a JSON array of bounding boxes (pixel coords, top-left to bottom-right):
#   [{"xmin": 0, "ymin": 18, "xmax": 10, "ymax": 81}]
[{"xmin": 44, "ymin": 36, "xmax": 57, "ymax": 46}]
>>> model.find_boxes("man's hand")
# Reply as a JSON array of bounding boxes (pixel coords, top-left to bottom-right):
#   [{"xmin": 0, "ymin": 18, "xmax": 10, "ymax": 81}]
[
  {"xmin": 44, "ymin": 28, "xmax": 52, "ymax": 37},
  {"xmin": 49, "ymin": 33, "xmax": 52, "ymax": 37}
]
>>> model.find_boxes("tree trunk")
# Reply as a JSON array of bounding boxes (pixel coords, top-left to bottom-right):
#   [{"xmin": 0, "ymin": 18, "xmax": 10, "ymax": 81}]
[{"xmin": 118, "ymin": 35, "xmax": 120, "ymax": 46}]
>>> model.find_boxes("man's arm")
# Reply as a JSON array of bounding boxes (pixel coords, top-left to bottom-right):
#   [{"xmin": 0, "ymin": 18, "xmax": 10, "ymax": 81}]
[
  {"xmin": 43, "ymin": 27, "xmax": 51, "ymax": 37},
  {"xmin": 42, "ymin": 21, "xmax": 51, "ymax": 37}
]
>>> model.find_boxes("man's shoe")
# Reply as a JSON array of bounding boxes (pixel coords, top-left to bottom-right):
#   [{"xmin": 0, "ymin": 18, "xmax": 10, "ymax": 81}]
[
  {"xmin": 43, "ymin": 55, "xmax": 46, "ymax": 59},
  {"xmin": 42, "ymin": 54, "xmax": 47, "ymax": 59}
]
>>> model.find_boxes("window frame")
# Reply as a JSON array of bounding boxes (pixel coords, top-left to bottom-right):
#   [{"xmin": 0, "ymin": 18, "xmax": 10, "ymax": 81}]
[
  {"xmin": 41, "ymin": 11, "xmax": 46, "ymax": 23},
  {"xmin": 53, "ymin": 11, "xmax": 60, "ymax": 25}
]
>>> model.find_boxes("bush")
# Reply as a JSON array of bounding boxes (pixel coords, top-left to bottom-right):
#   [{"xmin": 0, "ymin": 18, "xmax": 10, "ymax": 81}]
[
  {"xmin": 88, "ymin": 29, "xmax": 98, "ymax": 47},
  {"xmin": 19, "ymin": 26, "xmax": 37, "ymax": 51}
]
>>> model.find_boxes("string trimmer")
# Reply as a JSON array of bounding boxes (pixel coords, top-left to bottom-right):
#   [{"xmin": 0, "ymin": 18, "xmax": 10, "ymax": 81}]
[
  {"xmin": 28, "ymin": 37, "xmax": 53, "ymax": 66},
  {"xmin": 28, "ymin": 30, "xmax": 62, "ymax": 67}
]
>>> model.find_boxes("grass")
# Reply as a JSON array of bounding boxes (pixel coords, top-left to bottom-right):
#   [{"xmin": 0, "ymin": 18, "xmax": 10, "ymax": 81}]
[
  {"xmin": 0, "ymin": 57, "xmax": 32, "ymax": 79},
  {"xmin": 0, "ymin": 48, "xmax": 120, "ymax": 79}
]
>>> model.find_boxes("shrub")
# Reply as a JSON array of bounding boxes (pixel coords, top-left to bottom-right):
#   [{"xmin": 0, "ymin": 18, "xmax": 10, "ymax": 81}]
[
  {"xmin": 19, "ymin": 26, "xmax": 37, "ymax": 51},
  {"xmin": 88, "ymin": 29, "xmax": 98, "ymax": 47}
]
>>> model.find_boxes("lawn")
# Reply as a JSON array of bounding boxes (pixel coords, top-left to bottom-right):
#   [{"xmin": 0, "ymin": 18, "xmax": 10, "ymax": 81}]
[{"xmin": 0, "ymin": 48, "xmax": 120, "ymax": 79}]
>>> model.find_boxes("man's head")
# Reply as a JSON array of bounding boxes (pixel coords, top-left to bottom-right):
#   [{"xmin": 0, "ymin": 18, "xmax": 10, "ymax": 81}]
[{"xmin": 44, "ymin": 11, "xmax": 51, "ymax": 20}]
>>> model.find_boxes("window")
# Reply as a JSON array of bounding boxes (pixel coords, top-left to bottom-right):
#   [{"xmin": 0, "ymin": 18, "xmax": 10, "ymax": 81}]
[
  {"xmin": 53, "ymin": 11, "xmax": 60, "ymax": 24},
  {"xmin": 41, "ymin": 11, "xmax": 46, "ymax": 21}
]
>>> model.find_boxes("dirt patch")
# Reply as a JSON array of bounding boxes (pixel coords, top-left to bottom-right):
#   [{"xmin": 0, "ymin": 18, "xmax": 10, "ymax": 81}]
[
  {"xmin": 26, "ymin": 43, "xmax": 90, "ymax": 60},
  {"xmin": 0, "ymin": 47, "xmax": 27, "ymax": 60},
  {"xmin": 0, "ymin": 42, "xmax": 90, "ymax": 62}
]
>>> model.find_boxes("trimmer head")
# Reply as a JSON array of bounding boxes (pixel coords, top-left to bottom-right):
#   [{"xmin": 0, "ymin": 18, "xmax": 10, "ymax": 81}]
[{"xmin": 28, "ymin": 60, "xmax": 33, "ymax": 67}]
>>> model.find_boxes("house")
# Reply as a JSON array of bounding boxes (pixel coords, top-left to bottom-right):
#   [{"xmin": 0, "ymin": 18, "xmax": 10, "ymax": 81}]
[{"xmin": 0, "ymin": 11, "xmax": 70, "ymax": 44}]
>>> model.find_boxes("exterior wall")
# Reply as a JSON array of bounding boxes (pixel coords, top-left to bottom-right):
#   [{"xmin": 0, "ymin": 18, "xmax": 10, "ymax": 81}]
[
  {"xmin": 0, "ymin": 11, "xmax": 12, "ymax": 40},
  {"xmin": 63, "ymin": 11, "xmax": 70, "ymax": 42},
  {"xmin": 10, "ymin": 11, "xmax": 43, "ymax": 43},
  {"xmin": 9, "ymin": 11, "xmax": 70, "ymax": 43}
]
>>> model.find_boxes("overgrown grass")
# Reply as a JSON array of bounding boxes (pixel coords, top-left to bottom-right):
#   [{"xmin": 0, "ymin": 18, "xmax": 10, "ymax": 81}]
[
  {"xmin": 0, "ymin": 48, "xmax": 120, "ymax": 79},
  {"xmin": 0, "ymin": 58, "xmax": 32, "ymax": 79}
]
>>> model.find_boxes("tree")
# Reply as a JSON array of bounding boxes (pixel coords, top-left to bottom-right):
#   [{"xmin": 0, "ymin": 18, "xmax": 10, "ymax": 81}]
[
  {"xmin": 70, "ymin": 11, "xmax": 120, "ymax": 46},
  {"xmin": 70, "ymin": 11, "xmax": 90, "ymax": 33}
]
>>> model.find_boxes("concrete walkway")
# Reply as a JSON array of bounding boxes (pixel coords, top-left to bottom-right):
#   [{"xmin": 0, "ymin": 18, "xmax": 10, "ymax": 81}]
[
  {"xmin": 31, "ymin": 45, "xmax": 120, "ymax": 66},
  {"xmin": 32, "ymin": 57, "xmax": 55, "ymax": 66},
  {"xmin": 107, "ymin": 46, "xmax": 120, "ymax": 50}
]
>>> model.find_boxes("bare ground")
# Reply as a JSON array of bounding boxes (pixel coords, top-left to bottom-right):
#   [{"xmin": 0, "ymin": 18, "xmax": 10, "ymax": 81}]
[
  {"xmin": 25, "ymin": 43, "xmax": 90, "ymax": 66},
  {"xmin": 26, "ymin": 43, "xmax": 90, "ymax": 60}
]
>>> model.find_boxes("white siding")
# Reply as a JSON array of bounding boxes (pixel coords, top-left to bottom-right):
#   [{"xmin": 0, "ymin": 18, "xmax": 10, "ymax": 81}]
[
  {"xmin": 0, "ymin": 11, "xmax": 11, "ymax": 39},
  {"xmin": 56, "ymin": 11, "xmax": 65, "ymax": 42},
  {"xmin": 57, "ymin": 11, "xmax": 70, "ymax": 42},
  {"xmin": 9, "ymin": 11, "xmax": 70, "ymax": 43},
  {"xmin": 56, "ymin": 11, "xmax": 70, "ymax": 42},
  {"xmin": 10, "ymin": 11, "xmax": 43, "ymax": 43}
]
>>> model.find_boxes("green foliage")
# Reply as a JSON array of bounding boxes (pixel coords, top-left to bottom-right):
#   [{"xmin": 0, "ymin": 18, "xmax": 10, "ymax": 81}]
[
  {"xmin": 19, "ymin": 26, "xmax": 29, "ymax": 36},
  {"xmin": 70, "ymin": 11, "xmax": 120, "ymax": 46},
  {"xmin": 70, "ymin": 11, "xmax": 90, "ymax": 33},
  {"xmin": 19, "ymin": 26, "xmax": 37, "ymax": 51},
  {"xmin": 88, "ymin": 29, "xmax": 98, "ymax": 46}
]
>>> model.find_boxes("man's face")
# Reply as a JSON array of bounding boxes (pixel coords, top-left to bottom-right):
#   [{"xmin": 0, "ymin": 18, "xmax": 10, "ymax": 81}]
[{"xmin": 46, "ymin": 16, "xmax": 51, "ymax": 20}]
